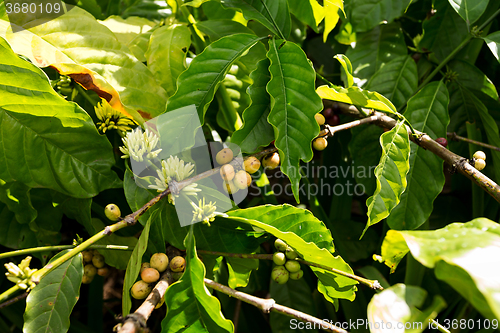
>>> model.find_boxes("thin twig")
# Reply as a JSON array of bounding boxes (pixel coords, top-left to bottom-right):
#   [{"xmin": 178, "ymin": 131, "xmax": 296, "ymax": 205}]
[
  {"xmin": 0, "ymin": 244, "xmax": 133, "ymax": 260},
  {"xmin": 447, "ymin": 132, "xmax": 500, "ymax": 152},
  {"xmin": 0, "ymin": 291, "xmax": 28, "ymax": 309}
]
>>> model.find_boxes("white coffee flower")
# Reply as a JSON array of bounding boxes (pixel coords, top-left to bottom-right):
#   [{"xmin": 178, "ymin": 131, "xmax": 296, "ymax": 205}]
[
  {"xmin": 119, "ymin": 128, "xmax": 162, "ymax": 162},
  {"xmin": 190, "ymin": 198, "xmax": 225, "ymax": 226}
]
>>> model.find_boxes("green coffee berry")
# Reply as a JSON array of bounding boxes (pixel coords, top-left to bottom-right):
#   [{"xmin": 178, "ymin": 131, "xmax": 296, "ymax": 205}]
[
  {"xmin": 92, "ymin": 253, "xmax": 106, "ymax": 268},
  {"xmin": 285, "ymin": 260, "xmax": 301, "ymax": 273},
  {"xmin": 289, "ymin": 270, "xmax": 304, "ymax": 280},
  {"xmin": 82, "ymin": 274, "xmax": 94, "ymax": 284},
  {"xmin": 273, "ymin": 252, "xmax": 286, "ymax": 266},
  {"xmin": 170, "ymin": 256, "xmax": 186, "ymax": 272},
  {"xmin": 131, "ymin": 280, "xmax": 152, "ymax": 299},
  {"xmin": 82, "ymin": 250, "xmax": 93, "ymax": 263},
  {"xmin": 140, "ymin": 262, "xmax": 151, "ymax": 273},
  {"xmin": 104, "ymin": 203, "xmax": 121, "ymax": 221},
  {"xmin": 271, "ymin": 266, "xmax": 289, "ymax": 284},
  {"xmin": 84, "ymin": 264, "xmax": 97, "ymax": 277},
  {"xmin": 285, "ymin": 248, "xmax": 298, "ymax": 260},
  {"xmin": 150, "ymin": 253, "xmax": 169, "ymax": 272},
  {"xmin": 274, "ymin": 239, "xmax": 287, "ymax": 252}
]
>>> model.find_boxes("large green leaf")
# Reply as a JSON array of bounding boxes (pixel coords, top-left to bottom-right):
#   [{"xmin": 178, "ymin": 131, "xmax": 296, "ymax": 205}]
[
  {"xmin": 166, "ymin": 33, "xmax": 262, "ymax": 122},
  {"xmin": 448, "ymin": 0, "xmax": 489, "ymax": 28},
  {"xmin": 345, "ymin": 23, "xmax": 407, "ymax": 87},
  {"xmin": 365, "ymin": 55, "xmax": 418, "ymax": 111},
  {"xmin": 220, "ymin": 0, "xmax": 291, "ymax": 39},
  {"xmin": 145, "ymin": 24, "xmax": 191, "ymax": 98},
  {"xmin": 231, "ymin": 58, "xmax": 273, "ymax": 153},
  {"xmin": 24, "ymin": 251, "xmax": 83, "ymax": 333},
  {"xmin": 266, "ymin": 39, "xmax": 323, "ymax": 201},
  {"xmin": 483, "ymin": 31, "xmax": 500, "ymax": 62},
  {"xmin": 0, "ymin": 37, "xmax": 121, "ymax": 198},
  {"xmin": 226, "ymin": 204, "xmax": 357, "ymax": 302},
  {"xmin": 448, "ymin": 60, "xmax": 498, "ymax": 99},
  {"xmin": 0, "ymin": 6, "xmax": 166, "ymax": 121},
  {"xmin": 367, "ymin": 284, "xmax": 446, "ymax": 333},
  {"xmin": 363, "ymin": 120, "xmax": 411, "ymax": 236},
  {"xmin": 381, "ymin": 218, "xmax": 500, "ymax": 320},
  {"xmin": 0, "ymin": 181, "xmax": 37, "ymax": 224},
  {"xmin": 161, "ymin": 226, "xmax": 234, "ymax": 333},
  {"xmin": 0, "ymin": 203, "xmax": 37, "ymax": 249},
  {"xmin": 387, "ymin": 81, "xmax": 449, "ymax": 230},
  {"xmin": 350, "ymin": 0, "xmax": 412, "ymax": 32}
]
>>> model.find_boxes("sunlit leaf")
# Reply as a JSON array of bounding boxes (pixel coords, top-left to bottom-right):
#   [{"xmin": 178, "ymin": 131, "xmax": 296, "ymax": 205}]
[
  {"xmin": 334, "ymin": 54, "xmax": 354, "ymax": 88},
  {"xmin": 226, "ymin": 256, "xmax": 259, "ymax": 289},
  {"xmin": 448, "ymin": 0, "xmax": 489, "ymax": 28},
  {"xmin": 323, "ymin": 0, "xmax": 344, "ymax": 42}
]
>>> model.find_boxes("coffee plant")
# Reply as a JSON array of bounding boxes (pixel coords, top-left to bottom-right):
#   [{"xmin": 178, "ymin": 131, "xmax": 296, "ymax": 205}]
[{"xmin": 0, "ymin": 0, "xmax": 500, "ymax": 332}]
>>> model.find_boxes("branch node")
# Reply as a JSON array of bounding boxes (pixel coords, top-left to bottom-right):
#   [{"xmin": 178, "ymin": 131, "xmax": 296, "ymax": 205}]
[
  {"xmin": 124, "ymin": 216, "xmax": 136, "ymax": 225},
  {"xmin": 168, "ymin": 180, "xmax": 180, "ymax": 195},
  {"xmin": 372, "ymin": 280, "xmax": 383, "ymax": 290},
  {"xmin": 104, "ymin": 226, "xmax": 112, "ymax": 235},
  {"xmin": 262, "ymin": 298, "xmax": 276, "ymax": 313}
]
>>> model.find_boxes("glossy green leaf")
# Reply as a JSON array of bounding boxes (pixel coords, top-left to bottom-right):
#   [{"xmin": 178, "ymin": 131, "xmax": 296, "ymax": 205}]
[
  {"xmin": 387, "ymin": 81, "xmax": 449, "ymax": 230},
  {"xmin": 381, "ymin": 218, "xmax": 500, "ymax": 320},
  {"xmin": 316, "ymin": 85, "xmax": 397, "ymax": 114},
  {"xmin": 162, "ymin": 226, "xmax": 234, "ymax": 333},
  {"xmin": 287, "ymin": 0, "xmax": 321, "ymax": 33},
  {"xmin": 0, "ymin": 6, "xmax": 166, "ymax": 121},
  {"xmin": 231, "ymin": 58, "xmax": 274, "ymax": 153},
  {"xmin": 220, "ymin": 0, "xmax": 291, "ymax": 39},
  {"xmin": 0, "ymin": 181, "xmax": 37, "ymax": 224},
  {"xmin": 146, "ymin": 24, "xmax": 191, "ymax": 98},
  {"xmin": 334, "ymin": 54, "xmax": 354, "ymax": 88},
  {"xmin": 227, "ymin": 204, "xmax": 357, "ymax": 302},
  {"xmin": 122, "ymin": 215, "xmax": 152, "ymax": 316},
  {"xmin": 367, "ymin": 284, "xmax": 446, "ymax": 333},
  {"xmin": 0, "ymin": 38, "xmax": 121, "ymax": 198},
  {"xmin": 166, "ymin": 33, "xmax": 262, "ymax": 122},
  {"xmin": 350, "ymin": 0, "xmax": 412, "ymax": 32},
  {"xmin": 448, "ymin": 60, "xmax": 498, "ymax": 99},
  {"xmin": 346, "ymin": 23, "xmax": 407, "ymax": 87},
  {"xmin": 483, "ymin": 31, "xmax": 500, "ymax": 62},
  {"xmin": 266, "ymin": 39, "xmax": 323, "ymax": 201},
  {"xmin": 24, "ymin": 251, "xmax": 83, "ymax": 333},
  {"xmin": 226, "ymin": 257, "xmax": 259, "ymax": 289},
  {"xmin": 335, "ymin": 21, "xmax": 357, "ymax": 45},
  {"xmin": 0, "ymin": 203, "xmax": 37, "ymax": 249},
  {"xmin": 364, "ymin": 120, "xmax": 411, "ymax": 236},
  {"xmin": 365, "ymin": 55, "xmax": 418, "ymax": 110},
  {"xmin": 448, "ymin": 0, "xmax": 489, "ymax": 28},
  {"xmin": 323, "ymin": 0, "xmax": 344, "ymax": 42}
]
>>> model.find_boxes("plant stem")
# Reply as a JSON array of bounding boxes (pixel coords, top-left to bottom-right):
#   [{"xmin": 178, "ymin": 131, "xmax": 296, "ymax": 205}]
[
  {"xmin": 0, "ymin": 285, "xmax": 21, "ymax": 303},
  {"xmin": 447, "ymin": 132, "xmax": 500, "ymax": 152},
  {"xmin": 0, "ymin": 244, "xmax": 134, "ymax": 260}
]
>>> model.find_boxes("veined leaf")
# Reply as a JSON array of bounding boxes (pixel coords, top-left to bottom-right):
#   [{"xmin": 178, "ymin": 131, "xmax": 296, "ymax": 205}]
[
  {"xmin": 161, "ymin": 226, "xmax": 234, "ymax": 333},
  {"xmin": 448, "ymin": 60, "xmax": 498, "ymax": 100},
  {"xmin": 0, "ymin": 181, "xmax": 37, "ymax": 224},
  {"xmin": 145, "ymin": 24, "xmax": 191, "ymax": 98},
  {"xmin": 381, "ymin": 218, "xmax": 500, "ymax": 320},
  {"xmin": 231, "ymin": 58, "xmax": 274, "ymax": 153},
  {"xmin": 365, "ymin": 55, "xmax": 419, "ymax": 111},
  {"xmin": 287, "ymin": 0, "xmax": 322, "ymax": 33},
  {"xmin": 350, "ymin": 0, "xmax": 412, "ymax": 32},
  {"xmin": 346, "ymin": 23, "xmax": 407, "ymax": 87},
  {"xmin": 323, "ymin": 0, "xmax": 344, "ymax": 42},
  {"xmin": 24, "ymin": 251, "xmax": 83, "ymax": 333},
  {"xmin": 387, "ymin": 81, "xmax": 449, "ymax": 230},
  {"xmin": 483, "ymin": 31, "xmax": 500, "ymax": 62},
  {"xmin": 166, "ymin": 33, "xmax": 263, "ymax": 122},
  {"xmin": 363, "ymin": 120, "xmax": 411, "ymax": 236},
  {"xmin": 266, "ymin": 39, "xmax": 323, "ymax": 201},
  {"xmin": 220, "ymin": 0, "xmax": 291, "ymax": 39},
  {"xmin": 0, "ymin": 6, "xmax": 166, "ymax": 122},
  {"xmin": 334, "ymin": 54, "xmax": 354, "ymax": 88},
  {"xmin": 448, "ymin": 0, "xmax": 489, "ymax": 28},
  {"xmin": 226, "ymin": 256, "xmax": 259, "ymax": 289},
  {"xmin": 316, "ymin": 85, "xmax": 397, "ymax": 114},
  {"xmin": 0, "ymin": 37, "xmax": 121, "ymax": 198}
]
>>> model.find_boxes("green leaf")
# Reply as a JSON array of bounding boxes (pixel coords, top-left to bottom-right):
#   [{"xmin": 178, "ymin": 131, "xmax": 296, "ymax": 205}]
[
  {"xmin": 448, "ymin": 59, "xmax": 498, "ymax": 100},
  {"xmin": 0, "ymin": 6, "xmax": 166, "ymax": 121},
  {"xmin": 346, "ymin": 23, "xmax": 407, "ymax": 87},
  {"xmin": 220, "ymin": 0, "xmax": 291, "ymax": 39},
  {"xmin": 24, "ymin": 250, "xmax": 83, "ymax": 333},
  {"xmin": 162, "ymin": 226, "xmax": 234, "ymax": 333},
  {"xmin": 350, "ymin": 0, "xmax": 412, "ymax": 32},
  {"xmin": 381, "ymin": 218, "xmax": 500, "ymax": 320},
  {"xmin": 0, "ymin": 181, "xmax": 37, "ymax": 224},
  {"xmin": 226, "ymin": 204, "xmax": 357, "ymax": 302},
  {"xmin": 448, "ymin": 0, "xmax": 489, "ymax": 28},
  {"xmin": 231, "ymin": 58, "xmax": 274, "ymax": 153},
  {"xmin": 367, "ymin": 284, "xmax": 446, "ymax": 333},
  {"xmin": 323, "ymin": 0, "xmax": 344, "ymax": 42},
  {"xmin": 365, "ymin": 55, "xmax": 419, "ymax": 110},
  {"xmin": 287, "ymin": 0, "xmax": 321, "ymax": 33},
  {"xmin": 184, "ymin": 0, "xmax": 211, "ymax": 7},
  {"xmin": 0, "ymin": 38, "xmax": 122, "ymax": 198},
  {"xmin": 316, "ymin": 85, "xmax": 397, "ymax": 114},
  {"xmin": 166, "ymin": 33, "xmax": 262, "ymax": 122},
  {"xmin": 145, "ymin": 24, "xmax": 191, "ymax": 98},
  {"xmin": 196, "ymin": 19, "xmax": 254, "ymax": 41},
  {"xmin": 483, "ymin": 31, "xmax": 500, "ymax": 62},
  {"xmin": 122, "ymin": 215, "xmax": 153, "ymax": 316},
  {"xmin": 387, "ymin": 81, "xmax": 449, "ymax": 230},
  {"xmin": 226, "ymin": 257, "xmax": 259, "ymax": 289},
  {"xmin": 334, "ymin": 54, "xmax": 354, "ymax": 88},
  {"xmin": 266, "ymin": 39, "xmax": 323, "ymax": 201},
  {"xmin": 0, "ymin": 203, "xmax": 37, "ymax": 249},
  {"xmin": 364, "ymin": 120, "xmax": 411, "ymax": 236}
]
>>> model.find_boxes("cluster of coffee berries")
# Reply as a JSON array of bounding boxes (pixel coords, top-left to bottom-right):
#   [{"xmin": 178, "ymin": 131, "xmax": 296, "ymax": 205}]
[
  {"xmin": 312, "ymin": 113, "xmax": 329, "ymax": 151},
  {"xmin": 131, "ymin": 253, "xmax": 186, "ymax": 300},
  {"xmin": 216, "ymin": 148, "xmax": 256, "ymax": 195},
  {"xmin": 472, "ymin": 151, "xmax": 487, "ymax": 171},
  {"xmin": 82, "ymin": 250, "xmax": 110, "ymax": 284},
  {"xmin": 271, "ymin": 239, "xmax": 304, "ymax": 284},
  {"xmin": 322, "ymin": 106, "xmax": 340, "ymax": 126}
]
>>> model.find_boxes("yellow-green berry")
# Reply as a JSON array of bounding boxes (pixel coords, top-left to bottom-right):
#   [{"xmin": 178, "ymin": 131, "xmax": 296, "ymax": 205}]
[
  {"xmin": 220, "ymin": 164, "xmax": 235, "ymax": 181},
  {"xmin": 233, "ymin": 170, "xmax": 252, "ymax": 189},
  {"xmin": 216, "ymin": 148, "xmax": 234, "ymax": 165},
  {"xmin": 170, "ymin": 256, "xmax": 186, "ymax": 272},
  {"xmin": 274, "ymin": 239, "xmax": 287, "ymax": 252},
  {"xmin": 150, "ymin": 253, "xmax": 169, "ymax": 273},
  {"xmin": 92, "ymin": 253, "xmax": 106, "ymax": 268},
  {"xmin": 140, "ymin": 262, "xmax": 151, "ymax": 273},
  {"xmin": 315, "ymin": 114, "xmax": 325, "ymax": 125},
  {"xmin": 104, "ymin": 204, "xmax": 121, "ymax": 221},
  {"xmin": 82, "ymin": 250, "xmax": 93, "ymax": 263},
  {"xmin": 289, "ymin": 270, "xmax": 304, "ymax": 280},
  {"xmin": 131, "ymin": 280, "xmax": 152, "ymax": 299},
  {"xmin": 285, "ymin": 248, "xmax": 298, "ymax": 260},
  {"xmin": 263, "ymin": 152, "xmax": 280, "ymax": 170},
  {"xmin": 243, "ymin": 156, "xmax": 261, "ymax": 174},
  {"xmin": 313, "ymin": 137, "xmax": 328, "ymax": 151},
  {"xmin": 285, "ymin": 260, "xmax": 301, "ymax": 273},
  {"xmin": 474, "ymin": 159, "xmax": 486, "ymax": 171},
  {"xmin": 141, "ymin": 267, "xmax": 160, "ymax": 283},
  {"xmin": 84, "ymin": 264, "xmax": 97, "ymax": 277},
  {"xmin": 273, "ymin": 252, "xmax": 286, "ymax": 266},
  {"xmin": 473, "ymin": 151, "xmax": 486, "ymax": 161},
  {"xmin": 271, "ymin": 266, "xmax": 289, "ymax": 284}
]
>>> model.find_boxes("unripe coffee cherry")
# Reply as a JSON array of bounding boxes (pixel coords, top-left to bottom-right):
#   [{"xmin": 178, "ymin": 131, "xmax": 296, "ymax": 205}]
[
  {"xmin": 92, "ymin": 254, "xmax": 106, "ymax": 268},
  {"xmin": 285, "ymin": 248, "xmax": 298, "ymax": 260},
  {"xmin": 263, "ymin": 152, "xmax": 280, "ymax": 170},
  {"xmin": 474, "ymin": 159, "xmax": 486, "ymax": 171},
  {"xmin": 141, "ymin": 267, "xmax": 160, "ymax": 283},
  {"xmin": 244, "ymin": 156, "xmax": 261, "ymax": 174},
  {"xmin": 82, "ymin": 250, "xmax": 93, "ymax": 263},
  {"xmin": 216, "ymin": 148, "xmax": 233, "ymax": 165},
  {"xmin": 274, "ymin": 239, "xmax": 287, "ymax": 252},
  {"xmin": 220, "ymin": 164, "xmax": 235, "ymax": 181},
  {"xmin": 289, "ymin": 270, "xmax": 304, "ymax": 280},
  {"xmin": 140, "ymin": 262, "xmax": 151, "ymax": 273},
  {"xmin": 84, "ymin": 264, "xmax": 97, "ymax": 277},
  {"xmin": 435, "ymin": 137, "xmax": 448, "ymax": 147},
  {"xmin": 473, "ymin": 151, "xmax": 486, "ymax": 161},
  {"xmin": 97, "ymin": 267, "xmax": 109, "ymax": 277},
  {"xmin": 223, "ymin": 181, "xmax": 239, "ymax": 195},
  {"xmin": 313, "ymin": 137, "xmax": 328, "ymax": 151},
  {"xmin": 131, "ymin": 280, "xmax": 152, "ymax": 299},
  {"xmin": 315, "ymin": 114, "xmax": 325, "ymax": 125},
  {"xmin": 233, "ymin": 170, "xmax": 252, "ymax": 189},
  {"xmin": 273, "ymin": 252, "xmax": 286, "ymax": 266},
  {"xmin": 271, "ymin": 266, "xmax": 289, "ymax": 284},
  {"xmin": 104, "ymin": 204, "xmax": 121, "ymax": 221},
  {"xmin": 285, "ymin": 260, "xmax": 301, "ymax": 273},
  {"xmin": 150, "ymin": 253, "xmax": 169, "ymax": 272},
  {"xmin": 170, "ymin": 256, "xmax": 186, "ymax": 272},
  {"xmin": 82, "ymin": 274, "xmax": 94, "ymax": 284}
]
